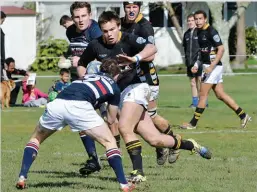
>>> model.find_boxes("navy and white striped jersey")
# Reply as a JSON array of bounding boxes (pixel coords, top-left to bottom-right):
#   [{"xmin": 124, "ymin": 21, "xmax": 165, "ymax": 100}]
[{"xmin": 57, "ymin": 73, "xmax": 120, "ymax": 108}]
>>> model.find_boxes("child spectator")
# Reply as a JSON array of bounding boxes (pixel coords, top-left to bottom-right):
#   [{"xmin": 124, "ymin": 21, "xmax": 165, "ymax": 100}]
[
  {"xmin": 22, "ymin": 75, "xmax": 48, "ymax": 107},
  {"xmin": 48, "ymin": 68, "xmax": 70, "ymax": 102}
]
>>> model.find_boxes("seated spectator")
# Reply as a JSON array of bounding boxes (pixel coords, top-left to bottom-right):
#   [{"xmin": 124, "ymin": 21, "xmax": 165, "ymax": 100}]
[
  {"xmin": 22, "ymin": 76, "xmax": 48, "ymax": 107},
  {"xmin": 1, "ymin": 57, "xmax": 29, "ymax": 105},
  {"xmin": 59, "ymin": 15, "xmax": 73, "ymax": 29},
  {"xmin": 48, "ymin": 68, "xmax": 70, "ymax": 102}
]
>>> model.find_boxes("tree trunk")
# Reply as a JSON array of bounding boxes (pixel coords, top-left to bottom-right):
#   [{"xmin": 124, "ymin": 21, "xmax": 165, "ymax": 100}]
[
  {"xmin": 207, "ymin": 2, "xmax": 233, "ymax": 73},
  {"xmin": 163, "ymin": 2, "xmax": 183, "ymax": 41},
  {"xmin": 235, "ymin": 2, "xmax": 247, "ymax": 66}
]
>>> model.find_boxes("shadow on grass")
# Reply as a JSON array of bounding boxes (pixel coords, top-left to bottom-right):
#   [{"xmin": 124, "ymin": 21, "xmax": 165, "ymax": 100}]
[{"xmin": 29, "ymin": 181, "xmax": 107, "ymax": 190}]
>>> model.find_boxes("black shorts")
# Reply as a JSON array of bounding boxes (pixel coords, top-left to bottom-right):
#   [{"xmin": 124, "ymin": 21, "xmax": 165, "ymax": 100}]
[{"xmin": 187, "ymin": 65, "xmax": 203, "ymax": 78}]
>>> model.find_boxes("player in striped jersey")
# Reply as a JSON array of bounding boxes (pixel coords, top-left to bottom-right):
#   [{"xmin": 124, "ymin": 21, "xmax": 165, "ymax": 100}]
[{"xmin": 16, "ymin": 73, "xmax": 135, "ymax": 192}]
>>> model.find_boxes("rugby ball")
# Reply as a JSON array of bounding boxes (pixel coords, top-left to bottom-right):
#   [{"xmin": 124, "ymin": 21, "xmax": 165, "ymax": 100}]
[
  {"xmin": 48, "ymin": 91, "xmax": 58, "ymax": 102},
  {"xmin": 58, "ymin": 58, "xmax": 72, "ymax": 69}
]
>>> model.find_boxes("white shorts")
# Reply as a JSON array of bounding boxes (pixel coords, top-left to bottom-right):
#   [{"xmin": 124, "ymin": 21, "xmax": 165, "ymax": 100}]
[
  {"xmin": 202, "ymin": 64, "xmax": 223, "ymax": 84},
  {"xmin": 39, "ymin": 99, "xmax": 104, "ymax": 132},
  {"xmin": 120, "ymin": 83, "xmax": 151, "ymax": 109},
  {"xmin": 149, "ymin": 86, "xmax": 159, "ymax": 101}
]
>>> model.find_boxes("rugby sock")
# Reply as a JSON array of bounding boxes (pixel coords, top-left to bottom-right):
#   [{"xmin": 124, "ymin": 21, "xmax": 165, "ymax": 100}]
[
  {"xmin": 114, "ymin": 135, "xmax": 121, "ymax": 148},
  {"xmin": 106, "ymin": 148, "xmax": 127, "ymax": 184},
  {"xmin": 79, "ymin": 132, "xmax": 97, "ymax": 159},
  {"xmin": 163, "ymin": 125, "xmax": 174, "ymax": 136},
  {"xmin": 19, "ymin": 142, "xmax": 39, "ymax": 178},
  {"xmin": 179, "ymin": 140, "xmax": 194, "ymax": 151},
  {"xmin": 126, "ymin": 140, "xmax": 144, "ymax": 175},
  {"xmin": 190, "ymin": 107, "xmax": 205, "ymax": 126},
  {"xmin": 192, "ymin": 97, "xmax": 198, "ymax": 107},
  {"xmin": 235, "ymin": 107, "xmax": 246, "ymax": 120},
  {"xmin": 171, "ymin": 134, "xmax": 182, "ymax": 150}
]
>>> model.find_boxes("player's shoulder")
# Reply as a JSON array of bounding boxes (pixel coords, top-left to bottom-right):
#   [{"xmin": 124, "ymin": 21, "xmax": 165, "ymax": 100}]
[
  {"xmin": 89, "ymin": 19, "xmax": 100, "ymax": 29},
  {"xmin": 138, "ymin": 17, "xmax": 151, "ymax": 26},
  {"xmin": 207, "ymin": 25, "xmax": 218, "ymax": 34},
  {"xmin": 66, "ymin": 24, "xmax": 76, "ymax": 35}
]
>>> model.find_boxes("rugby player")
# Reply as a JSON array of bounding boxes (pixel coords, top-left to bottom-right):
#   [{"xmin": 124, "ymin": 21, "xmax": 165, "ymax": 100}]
[
  {"xmin": 183, "ymin": 14, "xmax": 203, "ymax": 108},
  {"xmin": 120, "ymin": 1, "xmax": 179, "ymax": 166},
  {"xmin": 77, "ymin": 11, "xmax": 212, "ymax": 183},
  {"xmin": 16, "ymin": 72, "xmax": 135, "ymax": 192},
  {"xmin": 181, "ymin": 10, "xmax": 251, "ymax": 129},
  {"xmin": 64, "ymin": 1, "xmax": 103, "ymax": 177}
]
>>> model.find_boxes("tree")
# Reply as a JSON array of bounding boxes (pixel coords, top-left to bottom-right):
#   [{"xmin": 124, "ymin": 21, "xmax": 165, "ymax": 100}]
[
  {"xmin": 207, "ymin": 2, "xmax": 250, "ymax": 73},
  {"xmin": 235, "ymin": 2, "xmax": 247, "ymax": 67}
]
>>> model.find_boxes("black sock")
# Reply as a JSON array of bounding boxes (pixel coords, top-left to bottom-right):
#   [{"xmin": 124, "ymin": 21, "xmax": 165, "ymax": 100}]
[
  {"xmin": 114, "ymin": 135, "xmax": 121, "ymax": 148},
  {"xmin": 235, "ymin": 107, "xmax": 246, "ymax": 120},
  {"xmin": 171, "ymin": 134, "xmax": 181, "ymax": 150},
  {"xmin": 126, "ymin": 140, "xmax": 144, "ymax": 175},
  {"xmin": 179, "ymin": 140, "xmax": 194, "ymax": 151},
  {"xmin": 190, "ymin": 107, "xmax": 205, "ymax": 126},
  {"xmin": 163, "ymin": 125, "xmax": 174, "ymax": 136}
]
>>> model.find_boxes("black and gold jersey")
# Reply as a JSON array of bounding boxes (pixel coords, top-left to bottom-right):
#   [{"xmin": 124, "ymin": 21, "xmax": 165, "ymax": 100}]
[
  {"xmin": 121, "ymin": 13, "xmax": 159, "ymax": 86},
  {"xmin": 197, "ymin": 24, "xmax": 223, "ymax": 65}
]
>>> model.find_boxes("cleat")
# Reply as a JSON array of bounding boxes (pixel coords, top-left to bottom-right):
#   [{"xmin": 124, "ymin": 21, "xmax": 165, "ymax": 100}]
[
  {"xmin": 180, "ymin": 122, "xmax": 196, "ymax": 130},
  {"xmin": 120, "ymin": 183, "xmax": 135, "ymax": 192},
  {"xmin": 156, "ymin": 148, "xmax": 169, "ymax": 165},
  {"xmin": 241, "ymin": 114, "xmax": 252, "ymax": 128},
  {"xmin": 79, "ymin": 158, "xmax": 101, "ymax": 176},
  {"xmin": 168, "ymin": 149, "xmax": 180, "ymax": 164},
  {"xmin": 187, "ymin": 139, "xmax": 212, "ymax": 159},
  {"xmin": 16, "ymin": 176, "xmax": 26, "ymax": 189},
  {"xmin": 127, "ymin": 170, "xmax": 146, "ymax": 184},
  {"xmin": 188, "ymin": 104, "xmax": 196, "ymax": 108}
]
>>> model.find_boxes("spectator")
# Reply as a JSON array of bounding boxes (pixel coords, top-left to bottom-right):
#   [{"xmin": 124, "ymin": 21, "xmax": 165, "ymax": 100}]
[
  {"xmin": 59, "ymin": 15, "xmax": 74, "ymax": 29},
  {"xmin": 1, "ymin": 11, "xmax": 6, "ymax": 74},
  {"xmin": 2, "ymin": 57, "xmax": 29, "ymax": 105},
  {"xmin": 22, "ymin": 76, "xmax": 48, "ymax": 107}
]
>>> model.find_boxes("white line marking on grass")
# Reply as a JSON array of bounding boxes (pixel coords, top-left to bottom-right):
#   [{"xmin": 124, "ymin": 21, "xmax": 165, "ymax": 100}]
[
  {"xmin": 2, "ymin": 109, "xmax": 37, "ymax": 112},
  {"xmin": 175, "ymin": 130, "xmax": 257, "ymax": 134}
]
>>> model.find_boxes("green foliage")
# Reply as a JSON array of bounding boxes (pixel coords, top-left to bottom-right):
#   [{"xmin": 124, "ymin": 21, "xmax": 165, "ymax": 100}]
[
  {"xmin": 245, "ymin": 27, "xmax": 257, "ymax": 55},
  {"xmin": 30, "ymin": 37, "xmax": 68, "ymax": 72}
]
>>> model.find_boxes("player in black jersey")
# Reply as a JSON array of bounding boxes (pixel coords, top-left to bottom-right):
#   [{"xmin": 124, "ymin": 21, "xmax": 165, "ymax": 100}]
[
  {"xmin": 100, "ymin": 58, "xmax": 212, "ymax": 183},
  {"xmin": 121, "ymin": 1, "xmax": 179, "ymax": 166},
  {"xmin": 181, "ymin": 10, "xmax": 251, "ymax": 129},
  {"xmin": 78, "ymin": 11, "xmax": 212, "ymax": 184}
]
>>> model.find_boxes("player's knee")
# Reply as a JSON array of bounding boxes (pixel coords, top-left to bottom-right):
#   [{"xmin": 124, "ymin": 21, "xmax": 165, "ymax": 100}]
[{"xmin": 148, "ymin": 107, "xmax": 157, "ymax": 118}]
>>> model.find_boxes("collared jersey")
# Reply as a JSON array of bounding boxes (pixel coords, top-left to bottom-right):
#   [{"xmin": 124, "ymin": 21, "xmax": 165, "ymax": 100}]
[
  {"xmin": 197, "ymin": 24, "xmax": 223, "ymax": 65},
  {"xmin": 66, "ymin": 20, "xmax": 102, "ymax": 57},
  {"xmin": 120, "ymin": 13, "xmax": 159, "ymax": 86},
  {"xmin": 57, "ymin": 73, "xmax": 120, "ymax": 108}
]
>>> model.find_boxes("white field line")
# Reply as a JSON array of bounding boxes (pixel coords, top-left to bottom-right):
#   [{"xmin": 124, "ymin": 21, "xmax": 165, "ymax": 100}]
[{"xmin": 12, "ymin": 72, "xmax": 257, "ymax": 78}]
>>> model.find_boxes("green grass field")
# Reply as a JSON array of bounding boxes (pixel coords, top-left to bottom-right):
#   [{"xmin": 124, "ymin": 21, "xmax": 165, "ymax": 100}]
[{"xmin": 2, "ymin": 75, "xmax": 257, "ymax": 192}]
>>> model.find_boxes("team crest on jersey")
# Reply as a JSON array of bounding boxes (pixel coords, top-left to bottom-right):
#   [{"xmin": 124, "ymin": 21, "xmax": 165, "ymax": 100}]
[
  {"xmin": 148, "ymin": 36, "xmax": 155, "ymax": 44},
  {"xmin": 213, "ymin": 34, "xmax": 221, "ymax": 42},
  {"xmin": 136, "ymin": 37, "xmax": 146, "ymax": 44}
]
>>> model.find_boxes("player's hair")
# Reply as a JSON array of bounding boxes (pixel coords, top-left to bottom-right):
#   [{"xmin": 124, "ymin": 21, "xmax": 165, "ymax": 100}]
[
  {"xmin": 123, "ymin": 1, "xmax": 142, "ymax": 8},
  {"xmin": 194, "ymin": 10, "xmax": 207, "ymax": 19},
  {"xmin": 98, "ymin": 11, "xmax": 121, "ymax": 27},
  {"xmin": 59, "ymin": 68, "xmax": 70, "ymax": 75},
  {"xmin": 5, "ymin": 57, "xmax": 15, "ymax": 66},
  {"xmin": 59, "ymin": 15, "xmax": 72, "ymax": 25},
  {"xmin": 70, "ymin": 2, "xmax": 91, "ymax": 16},
  {"xmin": 187, "ymin": 14, "xmax": 194, "ymax": 20},
  {"xmin": 100, "ymin": 59, "xmax": 121, "ymax": 78},
  {"xmin": 0, "ymin": 11, "xmax": 6, "ymax": 19}
]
